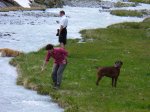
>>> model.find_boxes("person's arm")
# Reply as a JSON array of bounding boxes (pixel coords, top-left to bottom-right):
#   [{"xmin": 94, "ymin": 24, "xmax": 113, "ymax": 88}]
[
  {"xmin": 56, "ymin": 20, "xmax": 59, "ymax": 24},
  {"xmin": 41, "ymin": 51, "xmax": 51, "ymax": 71},
  {"xmin": 59, "ymin": 25, "xmax": 63, "ymax": 36},
  {"xmin": 62, "ymin": 49, "xmax": 68, "ymax": 64},
  {"xmin": 63, "ymin": 49, "xmax": 68, "ymax": 57},
  {"xmin": 59, "ymin": 18, "xmax": 65, "ymax": 35},
  {"xmin": 60, "ymin": 48, "xmax": 68, "ymax": 57}
]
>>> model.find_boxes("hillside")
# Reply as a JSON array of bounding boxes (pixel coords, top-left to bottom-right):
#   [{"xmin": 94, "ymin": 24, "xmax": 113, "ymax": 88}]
[{"xmin": 0, "ymin": 0, "xmax": 19, "ymax": 8}]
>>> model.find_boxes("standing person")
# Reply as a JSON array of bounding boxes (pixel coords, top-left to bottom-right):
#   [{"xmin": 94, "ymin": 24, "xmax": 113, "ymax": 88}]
[
  {"xmin": 58, "ymin": 10, "xmax": 68, "ymax": 48},
  {"xmin": 42, "ymin": 44, "xmax": 68, "ymax": 89}
]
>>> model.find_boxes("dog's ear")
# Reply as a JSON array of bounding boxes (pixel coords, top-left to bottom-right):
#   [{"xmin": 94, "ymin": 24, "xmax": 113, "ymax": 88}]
[
  {"xmin": 118, "ymin": 61, "xmax": 123, "ymax": 65},
  {"xmin": 115, "ymin": 60, "xmax": 123, "ymax": 64}
]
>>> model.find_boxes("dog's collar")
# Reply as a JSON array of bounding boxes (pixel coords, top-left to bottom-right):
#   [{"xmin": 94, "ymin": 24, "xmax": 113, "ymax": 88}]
[
  {"xmin": 114, "ymin": 65, "xmax": 120, "ymax": 68},
  {"xmin": 114, "ymin": 65, "xmax": 118, "ymax": 67}
]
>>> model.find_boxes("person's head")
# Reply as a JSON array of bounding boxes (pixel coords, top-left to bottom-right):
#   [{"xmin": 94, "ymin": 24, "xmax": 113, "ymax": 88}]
[
  {"xmin": 59, "ymin": 10, "xmax": 65, "ymax": 17},
  {"xmin": 45, "ymin": 44, "xmax": 54, "ymax": 52}
]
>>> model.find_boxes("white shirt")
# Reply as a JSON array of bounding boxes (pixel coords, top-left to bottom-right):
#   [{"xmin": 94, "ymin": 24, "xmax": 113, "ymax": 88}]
[{"xmin": 60, "ymin": 15, "xmax": 68, "ymax": 28}]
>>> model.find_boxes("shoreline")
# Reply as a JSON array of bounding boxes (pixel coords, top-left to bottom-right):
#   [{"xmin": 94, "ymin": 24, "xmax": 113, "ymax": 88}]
[
  {"xmin": 0, "ymin": 6, "xmax": 46, "ymax": 12},
  {"xmin": 0, "ymin": 57, "xmax": 64, "ymax": 112}
]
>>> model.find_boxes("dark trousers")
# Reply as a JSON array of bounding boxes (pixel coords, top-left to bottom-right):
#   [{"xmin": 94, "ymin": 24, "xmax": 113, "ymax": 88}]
[
  {"xmin": 59, "ymin": 28, "xmax": 67, "ymax": 45},
  {"xmin": 52, "ymin": 64, "xmax": 67, "ymax": 86}
]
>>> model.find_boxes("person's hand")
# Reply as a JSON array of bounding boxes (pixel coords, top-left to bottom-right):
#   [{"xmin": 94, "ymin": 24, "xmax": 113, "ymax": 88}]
[
  {"xmin": 41, "ymin": 61, "xmax": 48, "ymax": 72},
  {"xmin": 41, "ymin": 66, "xmax": 45, "ymax": 72},
  {"xmin": 56, "ymin": 21, "xmax": 59, "ymax": 24},
  {"xmin": 41, "ymin": 64, "xmax": 46, "ymax": 72},
  {"xmin": 56, "ymin": 29, "xmax": 59, "ymax": 36}
]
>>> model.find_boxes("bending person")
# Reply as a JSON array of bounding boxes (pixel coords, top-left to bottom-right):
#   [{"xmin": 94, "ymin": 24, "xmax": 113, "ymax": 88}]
[{"xmin": 42, "ymin": 44, "xmax": 68, "ymax": 89}]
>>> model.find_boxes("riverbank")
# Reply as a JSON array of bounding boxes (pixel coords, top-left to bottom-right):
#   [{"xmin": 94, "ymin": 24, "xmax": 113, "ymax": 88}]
[
  {"xmin": 0, "ymin": 57, "xmax": 63, "ymax": 112},
  {"xmin": 0, "ymin": 6, "xmax": 46, "ymax": 12},
  {"xmin": 110, "ymin": 9, "xmax": 150, "ymax": 17},
  {"xmin": 10, "ymin": 18, "xmax": 150, "ymax": 112},
  {"xmin": 129, "ymin": 0, "xmax": 150, "ymax": 4}
]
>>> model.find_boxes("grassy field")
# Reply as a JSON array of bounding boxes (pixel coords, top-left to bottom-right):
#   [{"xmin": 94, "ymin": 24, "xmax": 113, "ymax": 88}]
[
  {"xmin": 129, "ymin": 0, "xmax": 150, "ymax": 4},
  {"xmin": 10, "ymin": 18, "xmax": 150, "ymax": 112}
]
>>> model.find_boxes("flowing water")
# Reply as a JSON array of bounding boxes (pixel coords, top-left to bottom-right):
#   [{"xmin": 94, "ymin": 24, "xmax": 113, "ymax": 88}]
[{"xmin": 0, "ymin": 3, "xmax": 150, "ymax": 112}]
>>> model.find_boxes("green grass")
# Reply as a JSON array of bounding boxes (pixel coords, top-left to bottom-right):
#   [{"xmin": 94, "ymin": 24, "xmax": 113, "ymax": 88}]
[
  {"xmin": 114, "ymin": 2, "xmax": 137, "ymax": 7},
  {"xmin": 10, "ymin": 18, "xmax": 150, "ymax": 112},
  {"xmin": 110, "ymin": 10, "xmax": 144, "ymax": 17},
  {"xmin": 129, "ymin": 0, "xmax": 150, "ymax": 4},
  {"xmin": 108, "ymin": 18, "xmax": 150, "ymax": 29}
]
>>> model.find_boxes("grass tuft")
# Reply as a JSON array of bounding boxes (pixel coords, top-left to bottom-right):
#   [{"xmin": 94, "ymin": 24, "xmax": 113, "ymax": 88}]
[
  {"xmin": 129, "ymin": 0, "xmax": 150, "ymax": 4},
  {"xmin": 114, "ymin": 2, "xmax": 137, "ymax": 7},
  {"xmin": 110, "ymin": 10, "xmax": 144, "ymax": 17}
]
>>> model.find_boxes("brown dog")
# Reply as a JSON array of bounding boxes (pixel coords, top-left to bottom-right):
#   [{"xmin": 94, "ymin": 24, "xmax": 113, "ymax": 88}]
[
  {"xmin": 96, "ymin": 61, "xmax": 123, "ymax": 87},
  {"xmin": 0, "ymin": 48, "xmax": 22, "ymax": 57}
]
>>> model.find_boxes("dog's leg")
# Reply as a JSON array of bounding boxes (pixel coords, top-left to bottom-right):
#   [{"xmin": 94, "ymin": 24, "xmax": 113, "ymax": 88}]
[
  {"xmin": 112, "ymin": 78, "xmax": 115, "ymax": 87},
  {"xmin": 114, "ymin": 77, "xmax": 118, "ymax": 87},
  {"xmin": 96, "ymin": 76, "xmax": 102, "ymax": 86}
]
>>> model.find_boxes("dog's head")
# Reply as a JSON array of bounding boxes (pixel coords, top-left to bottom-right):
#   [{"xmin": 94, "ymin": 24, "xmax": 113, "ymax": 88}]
[{"xmin": 114, "ymin": 61, "xmax": 123, "ymax": 68}]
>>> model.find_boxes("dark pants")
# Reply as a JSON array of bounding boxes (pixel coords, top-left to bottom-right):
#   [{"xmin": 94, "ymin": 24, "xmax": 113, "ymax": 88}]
[
  {"xmin": 59, "ymin": 28, "xmax": 67, "ymax": 45},
  {"xmin": 51, "ymin": 64, "xmax": 67, "ymax": 86}
]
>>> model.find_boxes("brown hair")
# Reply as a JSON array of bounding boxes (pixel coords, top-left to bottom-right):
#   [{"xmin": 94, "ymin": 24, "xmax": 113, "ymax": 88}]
[{"xmin": 45, "ymin": 44, "xmax": 54, "ymax": 50}]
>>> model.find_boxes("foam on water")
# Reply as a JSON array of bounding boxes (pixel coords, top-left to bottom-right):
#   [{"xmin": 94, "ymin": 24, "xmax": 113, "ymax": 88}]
[{"xmin": 0, "ymin": 5, "xmax": 150, "ymax": 112}]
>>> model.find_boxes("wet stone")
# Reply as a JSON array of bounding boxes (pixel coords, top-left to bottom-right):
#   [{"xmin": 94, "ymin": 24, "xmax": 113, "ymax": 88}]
[{"xmin": 3, "ymin": 34, "xmax": 11, "ymax": 36}]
